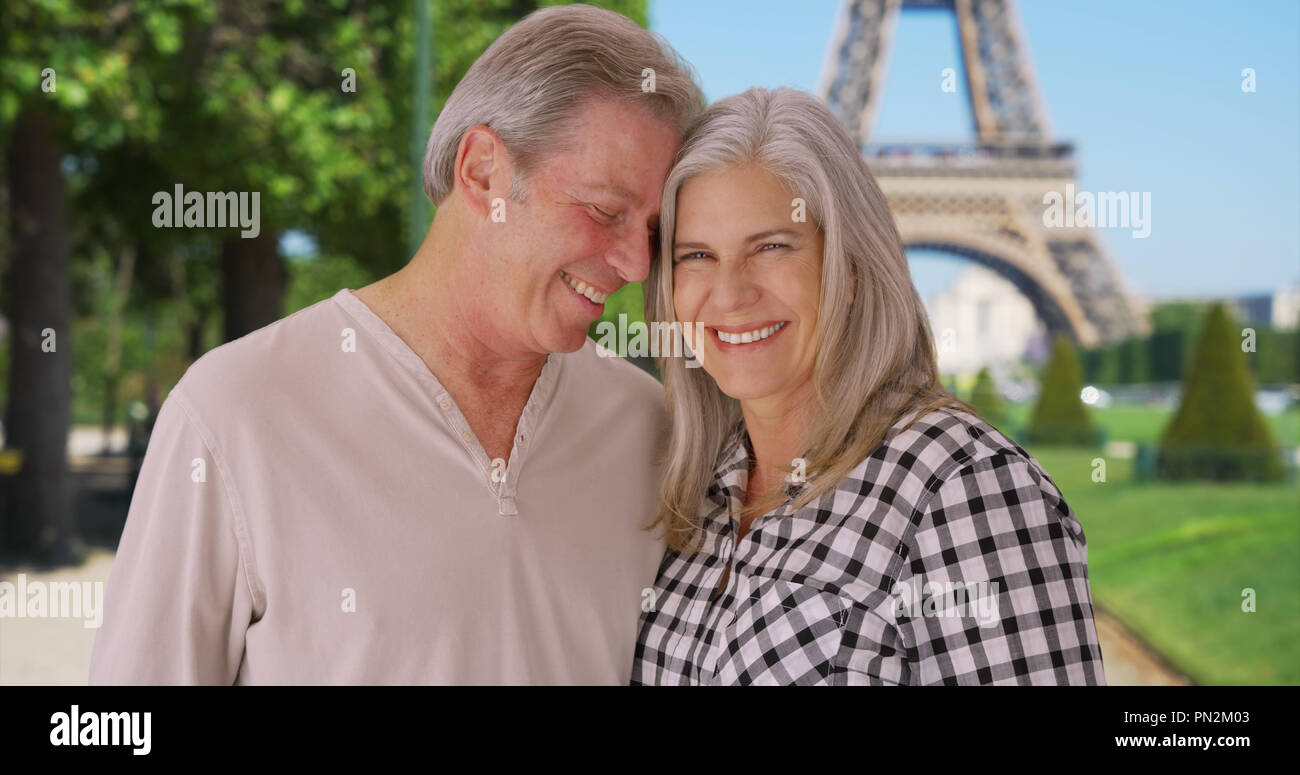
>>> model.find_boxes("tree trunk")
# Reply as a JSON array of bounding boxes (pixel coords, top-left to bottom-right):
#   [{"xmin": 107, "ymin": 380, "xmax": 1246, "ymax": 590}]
[
  {"xmin": 220, "ymin": 231, "xmax": 284, "ymax": 342},
  {"xmin": 3, "ymin": 104, "xmax": 74, "ymax": 561}
]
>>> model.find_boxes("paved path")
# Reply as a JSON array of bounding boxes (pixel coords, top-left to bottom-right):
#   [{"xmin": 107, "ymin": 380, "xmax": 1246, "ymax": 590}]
[
  {"xmin": 1094, "ymin": 606, "xmax": 1192, "ymax": 686},
  {"xmin": 0, "ymin": 549, "xmax": 114, "ymax": 685}
]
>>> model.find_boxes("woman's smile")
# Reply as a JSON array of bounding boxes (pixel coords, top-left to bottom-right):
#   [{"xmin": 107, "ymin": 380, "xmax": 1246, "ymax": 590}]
[{"xmin": 707, "ymin": 320, "xmax": 790, "ymax": 351}]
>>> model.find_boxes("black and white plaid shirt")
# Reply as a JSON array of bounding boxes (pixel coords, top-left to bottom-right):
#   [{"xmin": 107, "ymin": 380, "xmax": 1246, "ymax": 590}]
[{"xmin": 631, "ymin": 406, "xmax": 1107, "ymax": 685}]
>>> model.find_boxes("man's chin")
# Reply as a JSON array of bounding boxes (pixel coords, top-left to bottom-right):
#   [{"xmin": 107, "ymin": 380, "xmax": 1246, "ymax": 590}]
[{"xmin": 544, "ymin": 326, "xmax": 594, "ymax": 355}]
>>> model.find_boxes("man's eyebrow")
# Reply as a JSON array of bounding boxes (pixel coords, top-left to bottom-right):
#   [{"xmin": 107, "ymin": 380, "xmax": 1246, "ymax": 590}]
[
  {"xmin": 674, "ymin": 229, "xmax": 797, "ymax": 251},
  {"xmin": 582, "ymin": 182, "xmax": 640, "ymax": 203}
]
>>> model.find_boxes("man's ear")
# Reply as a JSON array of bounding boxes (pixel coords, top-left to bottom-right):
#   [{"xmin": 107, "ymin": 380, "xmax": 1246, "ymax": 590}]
[{"xmin": 453, "ymin": 125, "xmax": 509, "ymax": 218}]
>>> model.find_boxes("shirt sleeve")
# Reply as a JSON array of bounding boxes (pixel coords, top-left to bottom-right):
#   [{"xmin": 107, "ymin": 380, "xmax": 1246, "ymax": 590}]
[
  {"xmin": 870, "ymin": 450, "xmax": 1107, "ymax": 685},
  {"xmin": 88, "ymin": 389, "xmax": 257, "ymax": 685}
]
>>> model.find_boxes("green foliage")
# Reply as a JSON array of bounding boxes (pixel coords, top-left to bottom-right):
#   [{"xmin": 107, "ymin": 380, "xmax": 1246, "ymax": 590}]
[
  {"xmin": 5, "ymin": 0, "xmax": 654, "ymax": 432},
  {"xmin": 1027, "ymin": 334, "xmax": 1098, "ymax": 446},
  {"xmin": 1158, "ymin": 304, "xmax": 1282, "ymax": 482},
  {"xmin": 1119, "ymin": 336, "xmax": 1149, "ymax": 383},
  {"xmin": 967, "ymin": 366, "xmax": 1007, "ymax": 431},
  {"xmin": 1248, "ymin": 327, "xmax": 1300, "ymax": 384},
  {"xmin": 1146, "ymin": 328, "xmax": 1189, "ymax": 382},
  {"xmin": 0, "ymin": 0, "xmax": 211, "ymax": 148},
  {"xmin": 1149, "ymin": 301, "xmax": 1207, "ymax": 333},
  {"xmin": 587, "ymin": 281, "xmax": 646, "ymax": 341},
  {"xmin": 1084, "ymin": 301, "xmax": 1300, "ymax": 387},
  {"xmin": 286, "ymin": 252, "xmax": 378, "ymax": 313}
]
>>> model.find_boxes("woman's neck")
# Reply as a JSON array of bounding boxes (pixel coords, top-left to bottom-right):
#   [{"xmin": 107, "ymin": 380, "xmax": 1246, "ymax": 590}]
[{"xmin": 738, "ymin": 383, "xmax": 819, "ymax": 516}]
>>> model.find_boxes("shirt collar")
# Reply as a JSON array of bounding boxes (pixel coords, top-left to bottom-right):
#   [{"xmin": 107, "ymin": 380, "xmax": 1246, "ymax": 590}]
[
  {"xmin": 333, "ymin": 287, "xmax": 562, "ymax": 411},
  {"xmin": 708, "ymin": 420, "xmax": 751, "ymax": 516},
  {"xmin": 707, "ymin": 418, "xmax": 810, "ymax": 520}
]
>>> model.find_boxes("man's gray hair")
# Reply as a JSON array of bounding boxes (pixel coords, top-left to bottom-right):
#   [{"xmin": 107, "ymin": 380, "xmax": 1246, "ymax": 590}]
[{"xmin": 422, "ymin": 3, "xmax": 704, "ymax": 204}]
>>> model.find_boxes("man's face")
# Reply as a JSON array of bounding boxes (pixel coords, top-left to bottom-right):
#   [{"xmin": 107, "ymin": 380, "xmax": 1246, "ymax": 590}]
[{"xmin": 465, "ymin": 99, "xmax": 681, "ymax": 357}]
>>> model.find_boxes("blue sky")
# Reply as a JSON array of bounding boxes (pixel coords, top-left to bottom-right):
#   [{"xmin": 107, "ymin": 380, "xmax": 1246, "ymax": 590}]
[{"xmin": 649, "ymin": 0, "xmax": 1300, "ymax": 301}]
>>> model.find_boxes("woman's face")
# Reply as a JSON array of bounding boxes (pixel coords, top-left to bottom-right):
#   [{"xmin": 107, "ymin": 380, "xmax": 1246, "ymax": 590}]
[{"xmin": 671, "ymin": 163, "xmax": 824, "ymax": 405}]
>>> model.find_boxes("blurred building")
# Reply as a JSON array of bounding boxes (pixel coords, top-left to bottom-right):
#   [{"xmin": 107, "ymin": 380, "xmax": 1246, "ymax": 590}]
[
  {"xmin": 1262, "ymin": 286, "xmax": 1300, "ymax": 329},
  {"xmin": 924, "ymin": 264, "xmax": 1046, "ymax": 378}
]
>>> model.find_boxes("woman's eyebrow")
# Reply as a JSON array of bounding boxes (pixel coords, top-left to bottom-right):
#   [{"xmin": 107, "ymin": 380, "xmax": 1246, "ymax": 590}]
[
  {"xmin": 675, "ymin": 228, "xmax": 797, "ymax": 251},
  {"xmin": 744, "ymin": 229, "xmax": 796, "ymax": 243}
]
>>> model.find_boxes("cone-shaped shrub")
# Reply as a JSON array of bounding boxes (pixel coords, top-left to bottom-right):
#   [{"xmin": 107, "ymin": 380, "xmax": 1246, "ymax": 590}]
[
  {"xmin": 1158, "ymin": 303, "xmax": 1282, "ymax": 481},
  {"xmin": 968, "ymin": 366, "xmax": 1007, "ymax": 431},
  {"xmin": 1027, "ymin": 334, "xmax": 1099, "ymax": 446}
]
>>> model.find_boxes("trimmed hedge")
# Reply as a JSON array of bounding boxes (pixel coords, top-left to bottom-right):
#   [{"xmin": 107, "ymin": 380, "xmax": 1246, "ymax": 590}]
[
  {"xmin": 968, "ymin": 366, "xmax": 1007, "ymax": 431},
  {"xmin": 1027, "ymin": 334, "xmax": 1100, "ymax": 446},
  {"xmin": 1158, "ymin": 304, "xmax": 1283, "ymax": 482}
]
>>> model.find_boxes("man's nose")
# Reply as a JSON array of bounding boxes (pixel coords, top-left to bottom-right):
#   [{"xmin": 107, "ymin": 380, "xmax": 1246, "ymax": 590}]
[{"xmin": 604, "ymin": 225, "xmax": 655, "ymax": 284}]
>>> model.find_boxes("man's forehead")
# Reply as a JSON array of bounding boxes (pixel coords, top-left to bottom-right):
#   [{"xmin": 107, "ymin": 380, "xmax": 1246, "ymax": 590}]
[{"xmin": 551, "ymin": 103, "xmax": 678, "ymax": 193}]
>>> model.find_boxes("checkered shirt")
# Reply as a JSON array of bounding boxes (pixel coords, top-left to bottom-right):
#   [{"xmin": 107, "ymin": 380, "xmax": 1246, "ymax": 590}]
[{"xmin": 631, "ymin": 406, "xmax": 1107, "ymax": 685}]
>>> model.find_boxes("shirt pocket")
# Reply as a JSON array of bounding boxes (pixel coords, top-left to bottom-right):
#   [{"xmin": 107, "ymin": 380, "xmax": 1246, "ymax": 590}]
[
  {"xmin": 839, "ymin": 603, "xmax": 911, "ymax": 685},
  {"xmin": 709, "ymin": 579, "xmax": 854, "ymax": 686}
]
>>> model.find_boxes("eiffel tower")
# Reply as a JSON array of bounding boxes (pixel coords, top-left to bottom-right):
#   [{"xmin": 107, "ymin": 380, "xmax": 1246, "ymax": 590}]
[{"xmin": 821, "ymin": 0, "xmax": 1148, "ymax": 347}]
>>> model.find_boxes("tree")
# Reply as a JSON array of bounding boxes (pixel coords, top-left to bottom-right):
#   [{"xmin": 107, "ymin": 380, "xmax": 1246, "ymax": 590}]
[
  {"xmin": 967, "ymin": 366, "xmax": 1007, "ymax": 431},
  {"xmin": 0, "ymin": 0, "xmax": 651, "ymax": 561},
  {"xmin": 1, "ymin": 0, "xmax": 209, "ymax": 560},
  {"xmin": 1157, "ymin": 303, "xmax": 1282, "ymax": 481},
  {"xmin": 1026, "ymin": 334, "xmax": 1098, "ymax": 446}
]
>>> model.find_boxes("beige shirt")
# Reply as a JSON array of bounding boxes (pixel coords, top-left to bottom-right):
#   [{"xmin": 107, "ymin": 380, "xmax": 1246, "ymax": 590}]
[{"xmin": 89, "ymin": 289, "xmax": 667, "ymax": 684}]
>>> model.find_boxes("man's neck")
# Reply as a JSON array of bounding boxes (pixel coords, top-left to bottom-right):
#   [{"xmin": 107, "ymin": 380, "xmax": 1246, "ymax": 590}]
[{"xmin": 353, "ymin": 220, "xmax": 547, "ymax": 460}]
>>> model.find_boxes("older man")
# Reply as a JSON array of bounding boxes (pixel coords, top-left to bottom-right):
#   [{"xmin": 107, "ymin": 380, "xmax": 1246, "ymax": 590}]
[{"xmin": 89, "ymin": 5, "xmax": 703, "ymax": 684}]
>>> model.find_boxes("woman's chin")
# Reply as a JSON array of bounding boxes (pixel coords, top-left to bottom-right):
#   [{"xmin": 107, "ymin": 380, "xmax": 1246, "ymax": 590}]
[{"xmin": 710, "ymin": 373, "xmax": 785, "ymax": 402}]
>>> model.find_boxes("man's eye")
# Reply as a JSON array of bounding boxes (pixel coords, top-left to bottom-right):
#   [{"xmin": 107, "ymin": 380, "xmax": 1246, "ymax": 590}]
[{"xmin": 587, "ymin": 204, "xmax": 616, "ymax": 222}]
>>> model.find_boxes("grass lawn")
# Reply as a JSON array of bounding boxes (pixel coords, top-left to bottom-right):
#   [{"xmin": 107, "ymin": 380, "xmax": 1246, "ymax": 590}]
[{"xmin": 1017, "ymin": 403, "xmax": 1300, "ymax": 685}]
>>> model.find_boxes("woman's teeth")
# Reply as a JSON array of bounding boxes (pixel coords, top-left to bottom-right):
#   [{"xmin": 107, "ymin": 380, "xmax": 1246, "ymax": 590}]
[
  {"xmin": 716, "ymin": 321, "xmax": 788, "ymax": 344},
  {"xmin": 559, "ymin": 270, "xmax": 608, "ymax": 304}
]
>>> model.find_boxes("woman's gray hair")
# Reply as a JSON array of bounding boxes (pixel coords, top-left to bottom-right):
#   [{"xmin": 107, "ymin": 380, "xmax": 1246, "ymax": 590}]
[
  {"xmin": 422, "ymin": 4, "xmax": 703, "ymax": 204},
  {"xmin": 646, "ymin": 87, "xmax": 968, "ymax": 552}
]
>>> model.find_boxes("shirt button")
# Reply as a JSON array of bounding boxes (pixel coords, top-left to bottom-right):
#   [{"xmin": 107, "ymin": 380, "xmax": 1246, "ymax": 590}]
[
  {"xmin": 460, "ymin": 430, "xmax": 473, "ymax": 443},
  {"xmin": 438, "ymin": 397, "xmax": 451, "ymax": 411}
]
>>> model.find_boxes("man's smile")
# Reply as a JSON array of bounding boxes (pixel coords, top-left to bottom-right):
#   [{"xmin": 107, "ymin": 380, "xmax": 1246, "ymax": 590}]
[{"xmin": 558, "ymin": 269, "xmax": 611, "ymax": 305}]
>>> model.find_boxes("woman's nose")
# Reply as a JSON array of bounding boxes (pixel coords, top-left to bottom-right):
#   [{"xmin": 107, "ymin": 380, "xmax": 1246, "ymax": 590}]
[{"xmin": 710, "ymin": 263, "xmax": 761, "ymax": 312}]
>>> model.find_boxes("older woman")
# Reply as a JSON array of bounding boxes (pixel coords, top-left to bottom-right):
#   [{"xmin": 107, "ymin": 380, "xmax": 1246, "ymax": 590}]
[{"xmin": 631, "ymin": 88, "xmax": 1106, "ymax": 685}]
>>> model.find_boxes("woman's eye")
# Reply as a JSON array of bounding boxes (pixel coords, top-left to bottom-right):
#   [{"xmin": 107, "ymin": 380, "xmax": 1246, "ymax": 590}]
[
  {"xmin": 759, "ymin": 242, "xmax": 788, "ymax": 252},
  {"xmin": 676, "ymin": 251, "xmax": 710, "ymax": 262}
]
